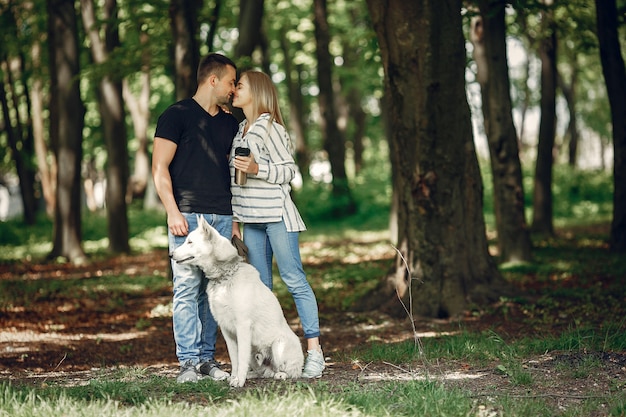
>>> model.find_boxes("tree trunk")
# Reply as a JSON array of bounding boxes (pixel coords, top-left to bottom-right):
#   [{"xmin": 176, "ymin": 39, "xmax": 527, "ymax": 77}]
[
  {"xmin": 205, "ymin": 0, "xmax": 222, "ymax": 52},
  {"xmin": 366, "ymin": 0, "xmax": 505, "ymax": 319},
  {"xmin": 313, "ymin": 0, "xmax": 356, "ymax": 216},
  {"xmin": 471, "ymin": 2, "xmax": 532, "ymax": 264},
  {"xmin": 280, "ymin": 32, "xmax": 310, "ymax": 181},
  {"xmin": 0, "ymin": 74, "xmax": 37, "ymax": 226},
  {"xmin": 169, "ymin": 0, "xmax": 201, "ymax": 100},
  {"xmin": 47, "ymin": 0, "xmax": 87, "ymax": 264},
  {"xmin": 558, "ymin": 67, "xmax": 579, "ymax": 167},
  {"xmin": 123, "ymin": 75, "xmax": 151, "ymax": 201},
  {"xmin": 31, "ymin": 40, "xmax": 57, "ymax": 217},
  {"xmin": 235, "ymin": 0, "xmax": 264, "ymax": 59},
  {"xmin": 531, "ymin": 2, "xmax": 557, "ymax": 235},
  {"xmin": 81, "ymin": 0, "xmax": 130, "ymax": 254},
  {"xmin": 595, "ymin": 0, "xmax": 626, "ymax": 253}
]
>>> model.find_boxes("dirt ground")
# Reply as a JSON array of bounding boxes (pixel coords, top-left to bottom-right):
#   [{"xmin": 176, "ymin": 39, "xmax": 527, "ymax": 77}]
[{"xmin": 1, "ymin": 249, "xmax": 624, "ymax": 415}]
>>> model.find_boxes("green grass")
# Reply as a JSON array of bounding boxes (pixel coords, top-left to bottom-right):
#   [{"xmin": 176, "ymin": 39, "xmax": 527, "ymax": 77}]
[{"xmin": 0, "ymin": 161, "xmax": 621, "ymax": 415}]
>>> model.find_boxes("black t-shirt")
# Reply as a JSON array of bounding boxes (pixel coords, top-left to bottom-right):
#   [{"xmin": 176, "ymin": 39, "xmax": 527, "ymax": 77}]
[{"xmin": 155, "ymin": 98, "xmax": 239, "ymax": 215}]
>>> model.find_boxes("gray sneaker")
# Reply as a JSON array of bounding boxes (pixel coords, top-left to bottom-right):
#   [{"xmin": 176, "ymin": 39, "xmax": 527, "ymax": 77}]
[
  {"xmin": 198, "ymin": 359, "xmax": 230, "ymax": 381},
  {"xmin": 301, "ymin": 348, "xmax": 325, "ymax": 378},
  {"xmin": 177, "ymin": 360, "xmax": 199, "ymax": 383}
]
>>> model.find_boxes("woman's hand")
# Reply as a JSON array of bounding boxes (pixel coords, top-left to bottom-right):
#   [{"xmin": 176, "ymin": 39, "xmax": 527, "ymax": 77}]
[{"xmin": 233, "ymin": 153, "xmax": 259, "ymax": 175}]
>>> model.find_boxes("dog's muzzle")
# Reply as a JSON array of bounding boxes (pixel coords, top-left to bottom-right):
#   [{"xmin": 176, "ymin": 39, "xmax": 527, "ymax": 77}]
[{"xmin": 169, "ymin": 253, "xmax": 195, "ymax": 264}]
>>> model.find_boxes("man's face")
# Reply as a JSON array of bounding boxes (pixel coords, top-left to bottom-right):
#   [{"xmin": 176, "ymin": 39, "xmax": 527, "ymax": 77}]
[{"xmin": 215, "ymin": 65, "xmax": 237, "ymax": 106}]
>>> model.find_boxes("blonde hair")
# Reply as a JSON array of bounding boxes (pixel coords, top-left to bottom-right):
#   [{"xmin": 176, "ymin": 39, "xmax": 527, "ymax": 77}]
[{"xmin": 241, "ymin": 70, "xmax": 285, "ymax": 127}]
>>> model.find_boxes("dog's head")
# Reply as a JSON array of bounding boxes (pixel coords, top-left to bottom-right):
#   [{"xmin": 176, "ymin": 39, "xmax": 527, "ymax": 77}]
[{"xmin": 170, "ymin": 215, "xmax": 239, "ymax": 268}]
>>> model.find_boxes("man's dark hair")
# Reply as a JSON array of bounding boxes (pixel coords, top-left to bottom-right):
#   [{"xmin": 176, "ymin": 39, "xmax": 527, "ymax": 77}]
[{"xmin": 197, "ymin": 53, "xmax": 236, "ymax": 84}]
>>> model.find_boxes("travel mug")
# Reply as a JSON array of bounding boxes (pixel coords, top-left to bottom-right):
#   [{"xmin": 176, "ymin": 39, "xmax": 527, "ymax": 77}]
[{"xmin": 234, "ymin": 147, "xmax": 250, "ymax": 185}]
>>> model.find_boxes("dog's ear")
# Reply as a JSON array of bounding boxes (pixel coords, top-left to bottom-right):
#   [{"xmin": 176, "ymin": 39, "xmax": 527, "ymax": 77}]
[{"xmin": 197, "ymin": 215, "xmax": 210, "ymax": 236}]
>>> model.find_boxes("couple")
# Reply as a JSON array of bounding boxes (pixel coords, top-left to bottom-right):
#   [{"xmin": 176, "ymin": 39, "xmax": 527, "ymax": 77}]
[{"xmin": 152, "ymin": 53, "xmax": 324, "ymax": 383}]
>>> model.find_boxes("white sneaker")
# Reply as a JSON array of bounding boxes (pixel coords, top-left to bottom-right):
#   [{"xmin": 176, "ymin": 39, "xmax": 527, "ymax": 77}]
[{"xmin": 301, "ymin": 348, "xmax": 325, "ymax": 378}]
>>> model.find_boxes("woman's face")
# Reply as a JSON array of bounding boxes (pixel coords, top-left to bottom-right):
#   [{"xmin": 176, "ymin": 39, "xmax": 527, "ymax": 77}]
[{"xmin": 232, "ymin": 74, "xmax": 252, "ymax": 109}]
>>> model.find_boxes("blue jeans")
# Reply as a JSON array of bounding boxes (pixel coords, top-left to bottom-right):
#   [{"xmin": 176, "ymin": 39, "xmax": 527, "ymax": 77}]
[
  {"xmin": 168, "ymin": 213, "xmax": 232, "ymax": 366},
  {"xmin": 244, "ymin": 220, "xmax": 321, "ymax": 339}
]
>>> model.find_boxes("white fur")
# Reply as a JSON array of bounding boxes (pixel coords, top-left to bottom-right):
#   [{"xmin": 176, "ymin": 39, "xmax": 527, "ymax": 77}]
[{"xmin": 170, "ymin": 216, "xmax": 304, "ymax": 387}]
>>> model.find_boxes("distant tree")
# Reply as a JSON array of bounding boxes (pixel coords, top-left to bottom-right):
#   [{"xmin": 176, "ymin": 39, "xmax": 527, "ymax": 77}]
[
  {"xmin": 470, "ymin": 2, "xmax": 532, "ymax": 264},
  {"xmin": 279, "ymin": 31, "xmax": 310, "ymax": 180},
  {"xmin": 81, "ymin": 0, "xmax": 130, "ymax": 254},
  {"xmin": 123, "ymin": 25, "xmax": 151, "ymax": 201},
  {"xmin": 365, "ymin": 0, "xmax": 505, "ymax": 318},
  {"xmin": 595, "ymin": 0, "xmax": 626, "ymax": 253},
  {"xmin": 313, "ymin": 0, "xmax": 356, "ymax": 216},
  {"xmin": 47, "ymin": 0, "xmax": 86, "ymax": 264},
  {"xmin": 0, "ymin": 4, "xmax": 38, "ymax": 225},
  {"xmin": 235, "ymin": 0, "xmax": 264, "ymax": 60},
  {"xmin": 169, "ymin": 0, "xmax": 201, "ymax": 100},
  {"xmin": 531, "ymin": 0, "xmax": 557, "ymax": 235}
]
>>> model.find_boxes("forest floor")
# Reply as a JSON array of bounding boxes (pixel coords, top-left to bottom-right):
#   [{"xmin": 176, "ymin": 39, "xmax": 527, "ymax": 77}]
[{"xmin": 1, "ymin": 241, "xmax": 625, "ymax": 415}]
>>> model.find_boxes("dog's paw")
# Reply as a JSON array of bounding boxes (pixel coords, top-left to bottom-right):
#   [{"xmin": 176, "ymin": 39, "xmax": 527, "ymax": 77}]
[
  {"xmin": 273, "ymin": 371, "xmax": 287, "ymax": 380},
  {"xmin": 228, "ymin": 376, "xmax": 245, "ymax": 388}
]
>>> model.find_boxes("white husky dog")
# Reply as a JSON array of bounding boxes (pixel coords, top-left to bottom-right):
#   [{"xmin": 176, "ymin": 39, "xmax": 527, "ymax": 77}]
[{"xmin": 170, "ymin": 215, "xmax": 304, "ymax": 387}]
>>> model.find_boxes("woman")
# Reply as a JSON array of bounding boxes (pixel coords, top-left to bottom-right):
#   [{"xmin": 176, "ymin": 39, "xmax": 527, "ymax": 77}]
[{"xmin": 230, "ymin": 70, "xmax": 324, "ymax": 378}]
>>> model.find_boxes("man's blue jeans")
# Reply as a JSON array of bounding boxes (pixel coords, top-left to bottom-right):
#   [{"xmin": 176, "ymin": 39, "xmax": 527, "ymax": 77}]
[
  {"xmin": 168, "ymin": 213, "xmax": 232, "ymax": 365},
  {"xmin": 243, "ymin": 220, "xmax": 321, "ymax": 339}
]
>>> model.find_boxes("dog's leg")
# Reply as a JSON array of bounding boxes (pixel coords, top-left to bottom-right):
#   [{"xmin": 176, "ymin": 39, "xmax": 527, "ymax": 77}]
[
  {"xmin": 222, "ymin": 332, "xmax": 239, "ymax": 385},
  {"xmin": 230, "ymin": 320, "xmax": 253, "ymax": 387}
]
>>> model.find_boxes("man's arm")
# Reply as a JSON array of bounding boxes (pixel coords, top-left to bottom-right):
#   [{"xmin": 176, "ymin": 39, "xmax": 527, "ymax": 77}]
[{"xmin": 152, "ymin": 137, "xmax": 188, "ymax": 236}]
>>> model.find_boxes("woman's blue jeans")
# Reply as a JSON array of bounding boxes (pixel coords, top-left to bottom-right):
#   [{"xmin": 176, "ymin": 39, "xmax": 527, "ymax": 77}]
[
  {"xmin": 243, "ymin": 220, "xmax": 321, "ymax": 339},
  {"xmin": 168, "ymin": 212, "xmax": 232, "ymax": 366}
]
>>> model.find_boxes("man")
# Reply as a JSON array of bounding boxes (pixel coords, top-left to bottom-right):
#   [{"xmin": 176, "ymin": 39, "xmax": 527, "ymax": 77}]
[{"xmin": 152, "ymin": 53, "xmax": 239, "ymax": 383}]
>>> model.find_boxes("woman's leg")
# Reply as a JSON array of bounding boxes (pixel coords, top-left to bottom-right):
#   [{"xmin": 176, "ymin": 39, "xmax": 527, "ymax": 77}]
[{"xmin": 243, "ymin": 223, "xmax": 274, "ymax": 289}]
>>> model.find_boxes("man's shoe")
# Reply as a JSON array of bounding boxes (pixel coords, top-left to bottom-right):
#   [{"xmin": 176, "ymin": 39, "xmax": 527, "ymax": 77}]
[
  {"xmin": 301, "ymin": 348, "xmax": 325, "ymax": 378},
  {"xmin": 177, "ymin": 360, "xmax": 199, "ymax": 383},
  {"xmin": 198, "ymin": 359, "xmax": 230, "ymax": 381}
]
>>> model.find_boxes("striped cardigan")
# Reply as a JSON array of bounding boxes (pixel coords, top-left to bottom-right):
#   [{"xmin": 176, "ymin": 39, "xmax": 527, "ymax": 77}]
[{"xmin": 230, "ymin": 113, "xmax": 306, "ymax": 232}]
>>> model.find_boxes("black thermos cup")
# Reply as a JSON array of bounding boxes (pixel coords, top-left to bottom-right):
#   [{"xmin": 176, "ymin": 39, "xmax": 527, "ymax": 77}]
[{"xmin": 234, "ymin": 147, "xmax": 251, "ymax": 185}]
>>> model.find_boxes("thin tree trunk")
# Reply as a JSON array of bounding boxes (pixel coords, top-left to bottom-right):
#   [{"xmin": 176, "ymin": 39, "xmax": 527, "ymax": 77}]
[
  {"xmin": 0, "ymin": 60, "xmax": 37, "ymax": 225},
  {"xmin": 235, "ymin": 0, "xmax": 264, "ymax": 59},
  {"xmin": 81, "ymin": 0, "xmax": 130, "ymax": 253},
  {"xmin": 47, "ymin": 0, "xmax": 87, "ymax": 264},
  {"xmin": 280, "ymin": 33, "xmax": 310, "ymax": 181},
  {"xmin": 169, "ymin": 0, "xmax": 201, "ymax": 100},
  {"xmin": 595, "ymin": 0, "xmax": 626, "ymax": 253},
  {"xmin": 531, "ymin": 1, "xmax": 557, "ymax": 235},
  {"xmin": 313, "ymin": 0, "xmax": 356, "ymax": 216},
  {"xmin": 31, "ymin": 41, "xmax": 56, "ymax": 217},
  {"xmin": 471, "ymin": 2, "xmax": 532, "ymax": 264},
  {"xmin": 123, "ymin": 29, "xmax": 151, "ymax": 200}
]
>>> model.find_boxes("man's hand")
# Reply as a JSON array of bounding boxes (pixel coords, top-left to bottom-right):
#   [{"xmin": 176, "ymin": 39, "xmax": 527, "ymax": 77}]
[{"xmin": 167, "ymin": 211, "xmax": 189, "ymax": 236}]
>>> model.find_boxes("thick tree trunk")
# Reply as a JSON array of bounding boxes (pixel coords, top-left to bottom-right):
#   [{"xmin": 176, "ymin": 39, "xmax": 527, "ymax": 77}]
[
  {"xmin": 81, "ymin": 0, "xmax": 130, "ymax": 254},
  {"xmin": 169, "ymin": 0, "xmax": 201, "ymax": 100},
  {"xmin": 471, "ymin": 2, "xmax": 532, "ymax": 264},
  {"xmin": 595, "ymin": 0, "xmax": 626, "ymax": 253},
  {"xmin": 531, "ymin": 3, "xmax": 557, "ymax": 235},
  {"xmin": 47, "ymin": 0, "xmax": 87, "ymax": 264},
  {"xmin": 366, "ymin": 0, "xmax": 505, "ymax": 319},
  {"xmin": 313, "ymin": 0, "xmax": 356, "ymax": 216}
]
